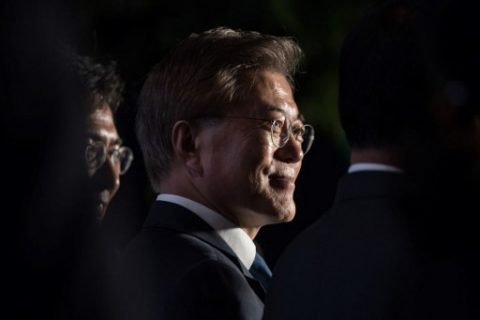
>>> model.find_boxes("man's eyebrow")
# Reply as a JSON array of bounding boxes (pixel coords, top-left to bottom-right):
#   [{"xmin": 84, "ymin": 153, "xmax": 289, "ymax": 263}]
[
  {"xmin": 87, "ymin": 132, "xmax": 123, "ymax": 145},
  {"xmin": 266, "ymin": 106, "xmax": 287, "ymax": 114},
  {"xmin": 266, "ymin": 106, "xmax": 305, "ymax": 122},
  {"xmin": 87, "ymin": 132, "xmax": 103, "ymax": 141}
]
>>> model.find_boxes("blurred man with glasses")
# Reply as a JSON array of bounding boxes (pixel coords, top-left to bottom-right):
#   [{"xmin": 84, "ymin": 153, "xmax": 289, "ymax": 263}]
[
  {"xmin": 58, "ymin": 52, "xmax": 135, "ymax": 320},
  {"xmin": 71, "ymin": 53, "xmax": 133, "ymax": 222},
  {"xmin": 122, "ymin": 27, "xmax": 312, "ymax": 320}
]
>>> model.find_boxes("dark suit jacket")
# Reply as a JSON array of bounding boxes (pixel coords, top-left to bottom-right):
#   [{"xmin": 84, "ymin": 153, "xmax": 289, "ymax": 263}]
[
  {"xmin": 121, "ymin": 201, "xmax": 265, "ymax": 320},
  {"xmin": 264, "ymin": 171, "xmax": 478, "ymax": 320}
]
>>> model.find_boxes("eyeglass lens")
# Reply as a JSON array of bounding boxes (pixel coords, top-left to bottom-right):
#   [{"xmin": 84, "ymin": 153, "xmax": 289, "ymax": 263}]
[
  {"xmin": 85, "ymin": 141, "xmax": 133, "ymax": 175},
  {"xmin": 271, "ymin": 120, "xmax": 314, "ymax": 154}
]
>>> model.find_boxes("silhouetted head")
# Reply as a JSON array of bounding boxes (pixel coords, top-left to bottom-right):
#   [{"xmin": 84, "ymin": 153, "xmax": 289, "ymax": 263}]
[{"xmin": 339, "ymin": 1, "xmax": 435, "ymax": 153}]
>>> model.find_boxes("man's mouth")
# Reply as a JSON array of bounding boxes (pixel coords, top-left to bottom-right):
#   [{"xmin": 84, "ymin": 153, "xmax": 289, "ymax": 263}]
[{"xmin": 269, "ymin": 173, "xmax": 296, "ymax": 190}]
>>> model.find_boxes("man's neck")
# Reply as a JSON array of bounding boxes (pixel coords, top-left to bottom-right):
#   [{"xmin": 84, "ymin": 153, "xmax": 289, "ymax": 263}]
[
  {"xmin": 160, "ymin": 188, "xmax": 260, "ymax": 240},
  {"xmin": 159, "ymin": 182, "xmax": 260, "ymax": 239}
]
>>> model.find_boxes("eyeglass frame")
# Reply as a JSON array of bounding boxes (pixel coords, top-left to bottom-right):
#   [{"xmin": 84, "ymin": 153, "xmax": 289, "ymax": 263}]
[
  {"xmin": 190, "ymin": 114, "xmax": 315, "ymax": 155},
  {"xmin": 85, "ymin": 139, "xmax": 134, "ymax": 175}
]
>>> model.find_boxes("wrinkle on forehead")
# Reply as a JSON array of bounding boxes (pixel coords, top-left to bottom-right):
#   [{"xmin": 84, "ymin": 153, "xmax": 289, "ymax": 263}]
[{"xmin": 272, "ymin": 81, "xmax": 291, "ymax": 99}]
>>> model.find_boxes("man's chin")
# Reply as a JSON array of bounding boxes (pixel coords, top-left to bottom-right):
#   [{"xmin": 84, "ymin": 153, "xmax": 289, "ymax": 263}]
[
  {"xmin": 282, "ymin": 210, "xmax": 296, "ymax": 222},
  {"xmin": 268, "ymin": 201, "xmax": 296, "ymax": 224},
  {"xmin": 275, "ymin": 208, "xmax": 295, "ymax": 223}
]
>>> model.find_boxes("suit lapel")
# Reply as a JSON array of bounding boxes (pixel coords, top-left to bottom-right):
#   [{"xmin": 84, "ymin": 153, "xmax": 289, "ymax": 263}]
[
  {"xmin": 245, "ymin": 273, "xmax": 267, "ymax": 301},
  {"xmin": 143, "ymin": 201, "xmax": 267, "ymax": 299}
]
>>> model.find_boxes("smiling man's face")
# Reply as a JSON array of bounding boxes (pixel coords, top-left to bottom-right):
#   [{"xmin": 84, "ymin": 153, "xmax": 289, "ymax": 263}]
[{"xmin": 197, "ymin": 70, "xmax": 304, "ymax": 228}]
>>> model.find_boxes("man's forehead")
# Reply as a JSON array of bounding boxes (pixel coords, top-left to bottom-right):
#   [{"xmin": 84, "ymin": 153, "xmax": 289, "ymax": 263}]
[
  {"xmin": 253, "ymin": 70, "xmax": 293, "ymax": 93},
  {"xmin": 88, "ymin": 107, "xmax": 114, "ymax": 120},
  {"xmin": 248, "ymin": 71, "xmax": 300, "ymax": 118},
  {"xmin": 271, "ymin": 79, "xmax": 293, "ymax": 99},
  {"xmin": 86, "ymin": 108, "xmax": 120, "ymax": 144}
]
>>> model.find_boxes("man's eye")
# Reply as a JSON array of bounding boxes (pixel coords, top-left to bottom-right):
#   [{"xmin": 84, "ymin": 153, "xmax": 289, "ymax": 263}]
[
  {"xmin": 271, "ymin": 119, "xmax": 284, "ymax": 133},
  {"xmin": 292, "ymin": 125, "xmax": 305, "ymax": 135},
  {"xmin": 108, "ymin": 145, "xmax": 122, "ymax": 155},
  {"xmin": 292, "ymin": 125, "xmax": 305, "ymax": 140}
]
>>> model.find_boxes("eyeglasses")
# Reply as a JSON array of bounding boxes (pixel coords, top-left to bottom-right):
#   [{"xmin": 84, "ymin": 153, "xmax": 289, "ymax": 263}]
[
  {"xmin": 193, "ymin": 115, "xmax": 315, "ymax": 154},
  {"xmin": 85, "ymin": 140, "xmax": 134, "ymax": 175}
]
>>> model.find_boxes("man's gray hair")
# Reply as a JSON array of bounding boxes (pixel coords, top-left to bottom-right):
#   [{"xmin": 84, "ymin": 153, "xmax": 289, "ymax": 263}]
[{"xmin": 136, "ymin": 27, "xmax": 303, "ymax": 191}]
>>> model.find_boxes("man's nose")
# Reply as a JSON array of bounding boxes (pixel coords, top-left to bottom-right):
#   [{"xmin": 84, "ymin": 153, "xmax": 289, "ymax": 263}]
[
  {"xmin": 274, "ymin": 134, "xmax": 303, "ymax": 163},
  {"xmin": 98, "ymin": 156, "xmax": 121, "ymax": 191}
]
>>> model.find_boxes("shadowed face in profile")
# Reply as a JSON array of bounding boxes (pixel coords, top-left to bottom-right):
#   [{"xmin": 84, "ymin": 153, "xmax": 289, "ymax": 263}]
[{"xmin": 85, "ymin": 104, "xmax": 121, "ymax": 222}]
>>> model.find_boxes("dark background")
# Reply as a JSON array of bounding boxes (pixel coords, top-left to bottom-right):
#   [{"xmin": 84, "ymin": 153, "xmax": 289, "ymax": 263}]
[
  {"xmin": 2, "ymin": 0, "xmax": 381, "ymax": 257},
  {"xmin": 2, "ymin": 1, "xmax": 375, "ymax": 317},
  {"xmin": 77, "ymin": 0, "xmax": 376, "ymax": 265}
]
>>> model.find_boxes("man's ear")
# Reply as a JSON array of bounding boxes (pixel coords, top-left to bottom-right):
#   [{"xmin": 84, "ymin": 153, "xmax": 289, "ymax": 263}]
[{"xmin": 171, "ymin": 120, "xmax": 203, "ymax": 176}]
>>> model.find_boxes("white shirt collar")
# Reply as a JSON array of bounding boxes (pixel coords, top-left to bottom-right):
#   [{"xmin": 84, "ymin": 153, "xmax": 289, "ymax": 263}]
[
  {"xmin": 348, "ymin": 162, "xmax": 404, "ymax": 174},
  {"xmin": 156, "ymin": 194, "xmax": 257, "ymax": 269}
]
